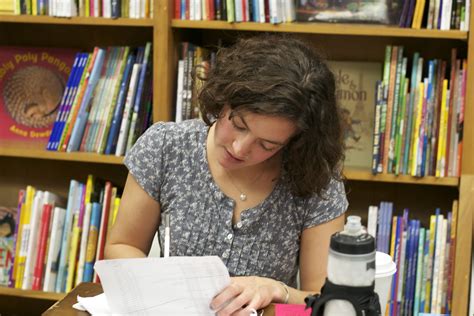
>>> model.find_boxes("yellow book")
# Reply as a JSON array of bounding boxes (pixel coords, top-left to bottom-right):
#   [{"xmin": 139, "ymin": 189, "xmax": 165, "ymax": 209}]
[
  {"xmin": 66, "ymin": 214, "xmax": 81, "ymax": 292},
  {"xmin": 112, "ymin": 197, "xmax": 121, "ymax": 225},
  {"xmin": 11, "ymin": 189, "xmax": 27, "ymax": 286},
  {"xmin": 425, "ymin": 214, "xmax": 437, "ymax": 312},
  {"xmin": 106, "ymin": 187, "xmax": 117, "ymax": 233},
  {"xmin": 85, "ymin": 174, "xmax": 95, "ymax": 204},
  {"xmin": 15, "ymin": 186, "xmax": 35, "ymax": 288},
  {"xmin": 389, "ymin": 216, "xmax": 398, "ymax": 258},
  {"xmin": 436, "ymin": 80, "xmax": 449, "ymax": 177},
  {"xmin": 411, "ymin": 82, "xmax": 424, "ymax": 176}
]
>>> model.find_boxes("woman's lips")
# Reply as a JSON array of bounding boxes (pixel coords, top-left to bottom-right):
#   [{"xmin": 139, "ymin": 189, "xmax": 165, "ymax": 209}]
[{"xmin": 225, "ymin": 149, "xmax": 245, "ymax": 162}]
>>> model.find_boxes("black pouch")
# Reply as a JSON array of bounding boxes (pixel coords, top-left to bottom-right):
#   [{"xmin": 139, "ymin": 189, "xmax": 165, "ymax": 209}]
[{"xmin": 304, "ymin": 278, "xmax": 381, "ymax": 316}]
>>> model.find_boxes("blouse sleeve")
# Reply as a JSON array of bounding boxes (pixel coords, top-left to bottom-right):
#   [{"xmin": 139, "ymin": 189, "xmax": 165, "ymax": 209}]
[
  {"xmin": 124, "ymin": 122, "xmax": 170, "ymax": 201},
  {"xmin": 302, "ymin": 178, "xmax": 348, "ymax": 229}
]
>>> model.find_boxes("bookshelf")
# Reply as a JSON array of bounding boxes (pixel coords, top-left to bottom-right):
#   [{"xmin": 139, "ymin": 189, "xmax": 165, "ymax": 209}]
[{"xmin": 0, "ymin": 0, "xmax": 473, "ymax": 314}]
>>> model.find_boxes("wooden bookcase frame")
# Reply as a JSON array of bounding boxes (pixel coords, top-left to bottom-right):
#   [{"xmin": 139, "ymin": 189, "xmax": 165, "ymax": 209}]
[{"xmin": 0, "ymin": 0, "xmax": 473, "ymax": 313}]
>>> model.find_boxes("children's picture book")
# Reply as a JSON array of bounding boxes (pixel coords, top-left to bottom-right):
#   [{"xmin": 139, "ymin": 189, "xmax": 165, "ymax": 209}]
[
  {"xmin": 295, "ymin": 0, "xmax": 392, "ymax": 23},
  {"xmin": 328, "ymin": 61, "xmax": 382, "ymax": 169},
  {"xmin": 0, "ymin": 206, "xmax": 16, "ymax": 286},
  {"xmin": 0, "ymin": 46, "xmax": 76, "ymax": 142}
]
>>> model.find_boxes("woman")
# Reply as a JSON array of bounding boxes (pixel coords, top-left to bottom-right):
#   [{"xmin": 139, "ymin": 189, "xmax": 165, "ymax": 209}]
[{"xmin": 105, "ymin": 34, "xmax": 348, "ymax": 315}]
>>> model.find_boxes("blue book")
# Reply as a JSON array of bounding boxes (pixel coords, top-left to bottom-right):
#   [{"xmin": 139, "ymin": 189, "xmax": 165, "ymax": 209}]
[
  {"xmin": 52, "ymin": 54, "xmax": 89, "ymax": 151},
  {"xmin": 82, "ymin": 202, "xmax": 103, "ymax": 283},
  {"xmin": 55, "ymin": 180, "xmax": 81, "ymax": 293},
  {"xmin": 384, "ymin": 202, "xmax": 394, "ymax": 254},
  {"xmin": 47, "ymin": 54, "xmax": 81, "ymax": 151},
  {"xmin": 104, "ymin": 51, "xmax": 137, "ymax": 155},
  {"xmin": 376, "ymin": 202, "xmax": 385, "ymax": 252},
  {"xmin": 67, "ymin": 48, "xmax": 107, "ymax": 152}
]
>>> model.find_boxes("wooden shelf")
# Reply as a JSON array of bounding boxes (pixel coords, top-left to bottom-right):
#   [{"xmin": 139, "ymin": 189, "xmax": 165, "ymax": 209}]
[
  {"xmin": 172, "ymin": 20, "xmax": 469, "ymax": 40},
  {"xmin": 0, "ymin": 286, "xmax": 65, "ymax": 301},
  {"xmin": 0, "ymin": 15, "xmax": 154, "ymax": 27},
  {"xmin": 0, "ymin": 141, "xmax": 124, "ymax": 165},
  {"xmin": 344, "ymin": 168, "xmax": 459, "ymax": 186}
]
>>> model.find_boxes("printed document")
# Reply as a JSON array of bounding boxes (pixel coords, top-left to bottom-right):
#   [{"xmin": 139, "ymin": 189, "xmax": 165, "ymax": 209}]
[{"xmin": 84, "ymin": 256, "xmax": 230, "ymax": 315}]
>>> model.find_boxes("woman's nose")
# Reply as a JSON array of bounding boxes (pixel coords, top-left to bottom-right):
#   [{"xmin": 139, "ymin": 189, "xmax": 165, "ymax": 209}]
[{"xmin": 232, "ymin": 135, "xmax": 252, "ymax": 158}]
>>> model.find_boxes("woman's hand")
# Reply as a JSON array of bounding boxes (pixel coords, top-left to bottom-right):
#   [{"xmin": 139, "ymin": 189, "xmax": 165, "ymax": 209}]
[{"xmin": 210, "ymin": 276, "xmax": 286, "ymax": 316}]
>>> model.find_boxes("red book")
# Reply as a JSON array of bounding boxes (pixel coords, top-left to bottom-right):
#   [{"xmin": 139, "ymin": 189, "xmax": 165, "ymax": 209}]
[
  {"xmin": 93, "ymin": 181, "xmax": 112, "ymax": 283},
  {"xmin": 32, "ymin": 204, "xmax": 53, "ymax": 291}
]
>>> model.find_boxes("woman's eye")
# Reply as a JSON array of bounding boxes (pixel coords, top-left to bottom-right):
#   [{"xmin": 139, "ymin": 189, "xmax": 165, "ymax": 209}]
[
  {"xmin": 231, "ymin": 120, "xmax": 246, "ymax": 131},
  {"xmin": 260, "ymin": 143, "xmax": 277, "ymax": 151}
]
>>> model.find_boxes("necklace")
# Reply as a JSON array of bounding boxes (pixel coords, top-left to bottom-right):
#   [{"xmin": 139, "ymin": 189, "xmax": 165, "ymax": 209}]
[{"xmin": 224, "ymin": 166, "xmax": 266, "ymax": 201}]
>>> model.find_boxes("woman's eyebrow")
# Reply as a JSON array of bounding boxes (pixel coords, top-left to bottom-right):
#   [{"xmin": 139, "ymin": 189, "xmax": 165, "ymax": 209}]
[{"xmin": 239, "ymin": 116, "xmax": 286, "ymax": 146}]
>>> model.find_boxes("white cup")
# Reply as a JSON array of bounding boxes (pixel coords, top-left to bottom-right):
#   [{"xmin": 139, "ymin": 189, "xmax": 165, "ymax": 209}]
[{"xmin": 375, "ymin": 251, "xmax": 397, "ymax": 316}]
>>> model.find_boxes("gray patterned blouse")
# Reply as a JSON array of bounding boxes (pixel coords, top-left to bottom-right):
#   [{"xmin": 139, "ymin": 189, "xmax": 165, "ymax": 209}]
[{"xmin": 124, "ymin": 119, "xmax": 348, "ymax": 287}]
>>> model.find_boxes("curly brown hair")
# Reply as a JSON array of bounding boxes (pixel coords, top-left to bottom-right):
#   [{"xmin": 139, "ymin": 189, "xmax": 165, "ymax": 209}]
[{"xmin": 199, "ymin": 34, "xmax": 345, "ymax": 198}]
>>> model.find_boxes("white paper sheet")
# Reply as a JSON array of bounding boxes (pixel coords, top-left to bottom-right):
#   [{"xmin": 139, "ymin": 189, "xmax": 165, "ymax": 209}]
[{"xmin": 91, "ymin": 256, "xmax": 230, "ymax": 315}]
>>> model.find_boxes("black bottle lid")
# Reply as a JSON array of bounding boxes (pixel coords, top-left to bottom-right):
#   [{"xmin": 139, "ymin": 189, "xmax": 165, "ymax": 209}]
[{"xmin": 330, "ymin": 232, "xmax": 375, "ymax": 255}]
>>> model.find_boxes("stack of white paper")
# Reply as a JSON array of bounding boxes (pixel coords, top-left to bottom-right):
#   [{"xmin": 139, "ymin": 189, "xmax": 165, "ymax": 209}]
[{"xmin": 73, "ymin": 256, "xmax": 230, "ymax": 315}]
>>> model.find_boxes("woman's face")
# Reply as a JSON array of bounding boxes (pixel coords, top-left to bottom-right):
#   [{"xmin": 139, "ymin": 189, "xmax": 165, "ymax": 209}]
[{"xmin": 213, "ymin": 107, "xmax": 297, "ymax": 170}]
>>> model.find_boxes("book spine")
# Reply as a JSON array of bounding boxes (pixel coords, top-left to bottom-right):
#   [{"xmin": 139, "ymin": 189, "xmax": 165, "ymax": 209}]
[
  {"xmin": 67, "ymin": 48, "xmax": 107, "ymax": 152},
  {"xmin": 75, "ymin": 203, "xmax": 92, "ymax": 286},
  {"xmin": 55, "ymin": 180, "xmax": 80, "ymax": 293},
  {"xmin": 32, "ymin": 204, "xmax": 53, "ymax": 291},
  {"xmin": 82, "ymin": 202, "xmax": 102, "ymax": 283},
  {"xmin": 59, "ymin": 50, "xmax": 96, "ymax": 152},
  {"xmin": 93, "ymin": 182, "xmax": 112, "ymax": 283},
  {"xmin": 22, "ymin": 191, "xmax": 45, "ymax": 290},
  {"xmin": 105, "ymin": 50, "xmax": 136, "ymax": 155},
  {"xmin": 42, "ymin": 207, "xmax": 66, "ymax": 292},
  {"xmin": 15, "ymin": 186, "xmax": 36, "ymax": 289},
  {"xmin": 115, "ymin": 63, "xmax": 142, "ymax": 156},
  {"xmin": 47, "ymin": 54, "xmax": 81, "ymax": 151}
]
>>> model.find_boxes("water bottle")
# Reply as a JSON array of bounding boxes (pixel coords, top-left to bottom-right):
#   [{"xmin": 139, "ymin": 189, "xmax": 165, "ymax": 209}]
[{"xmin": 323, "ymin": 215, "xmax": 376, "ymax": 315}]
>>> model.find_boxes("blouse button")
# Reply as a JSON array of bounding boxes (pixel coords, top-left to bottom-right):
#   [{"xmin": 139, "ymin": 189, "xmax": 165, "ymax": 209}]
[
  {"xmin": 227, "ymin": 233, "xmax": 233, "ymax": 240},
  {"xmin": 236, "ymin": 222, "xmax": 243, "ymax": 229}
]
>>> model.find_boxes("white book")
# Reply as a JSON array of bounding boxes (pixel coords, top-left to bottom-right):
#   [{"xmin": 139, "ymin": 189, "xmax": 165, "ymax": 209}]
[
  {"xmin": 43, "ymin": 207, "xmax": 67, "ymax": 292},
  {"xmin": 22, "ymin": 191, "xmax": 44, "ymax": 290},
  {"xmin": 440, "ymin": 0, "xmax": 453, "ymax": 30},
  {"xmin": 195, "ymin": 0, "xmax": 202, "ymax": 20},
  {"xmin": 435, "ymin": 218, "xmax": 448, "ymax": 313},
  {"xmin": 115, "ymin": 63, "xmax": 141, "ymax": 156},
  {"xmin": 258, "ymin": 0, "xmax": 265, "ymax": 22},
  {"xmin": 75, "ymin": 203, "xmax": 92, "ymax": 286},
  {"xmin": 175, "ymin": 60, "xmax": 185, "ymax": 123},
  {"xmin": 430, "ymin": 214, "xmax": 444, "ymax": 312},
  {"xmin": 103, "ymin": 0, "xmax": 111, "ymax": 17},
  {"xmin": 462, "ymin": 0, "xmax": 470, "ymax": 30},
  {"xmin": 367, "ymin": 205, "xmax": 378, "ymax": 239}
]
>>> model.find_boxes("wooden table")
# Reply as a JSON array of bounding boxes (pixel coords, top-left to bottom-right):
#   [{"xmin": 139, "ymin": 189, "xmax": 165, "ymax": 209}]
[{"xmin": 42, "ymin": 282, "xmax": 276, "ymax": 315}]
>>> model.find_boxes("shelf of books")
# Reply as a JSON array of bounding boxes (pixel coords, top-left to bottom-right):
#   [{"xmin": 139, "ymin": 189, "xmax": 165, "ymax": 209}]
[
  {"xmin": 171, "ymin": 20, "xmax": 469, "ymax": 40},
  {"xmin": 0, "ymin": 15, "xmax": 154, "ymax": 26}
]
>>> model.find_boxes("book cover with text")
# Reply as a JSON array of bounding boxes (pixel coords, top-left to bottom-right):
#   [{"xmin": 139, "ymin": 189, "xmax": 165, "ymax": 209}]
[
  {"xmin": 0, "ymin": 47, "xmax": 76, "ymax": 142},
  {"xmin": 328, "ymin": 61, "xmax": 382, "ymax": 169},
  {"xmin": 0, "ymin": 206, "xmax": 16, "ymax": 286}
]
